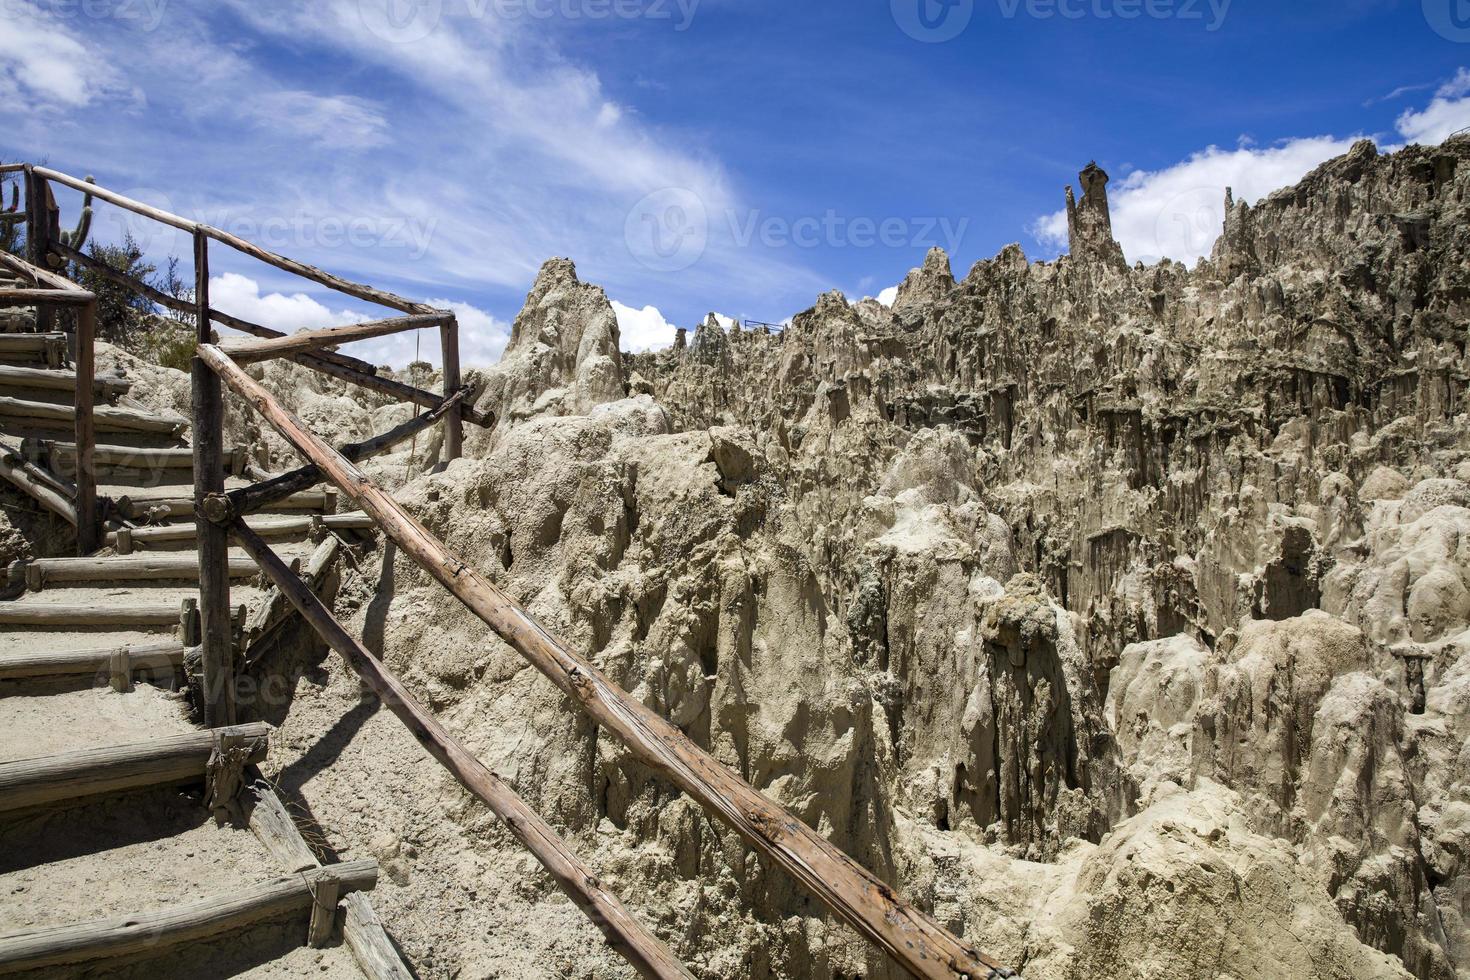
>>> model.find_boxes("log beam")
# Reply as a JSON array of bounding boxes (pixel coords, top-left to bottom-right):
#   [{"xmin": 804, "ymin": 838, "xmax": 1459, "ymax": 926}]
[
  {"xmin": 0, "ymin": 723, "xmax": 269, "ymax": 813},
  {"xmin": 0, "ymin": 640, "xmax": 185, "ymax": 681},
  {"xmin": 200, "ymin": 343, "xmax": 1009, "ymax": 980},
  {"xmin": 104, "ymin": 513, "xmax": 375, "ymax": 550},
  {"xmin": 219, "ymin": 314, "xmax": 451, "ymax": 364},
  {"xmin": 0, "ymin": 860, "xmax": 376, "ymax": 974},
  {"xmin": 209, "ymin": 388, "xmax": 471, "ymax": 522}
]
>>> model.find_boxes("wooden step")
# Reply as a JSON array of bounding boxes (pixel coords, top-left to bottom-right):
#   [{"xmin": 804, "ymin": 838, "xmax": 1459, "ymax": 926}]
[
  {"xmin": 0, "ymin": 395, "xmax": 187, "ymax": 436},
  {"xmin": 13, "ymin": 553, "xmax": 261, "ymax": 591},
  {"xmin": 25, "ymin": 439, "xmax": 241, "ymax": 477},
  {"xmin": 115, "ymin": 487, "xmax": 335, "ymax": 522},
  {"xmin": 0, "ymin": 364, "xmax": 130, "ymax": 402},
  {"xmin": 109, "ymin": 512, "xmax": 375, "ymax": 551},
  {"xmin": 0, "ymin": 332, "xmax": 66, "ymax": 368},
  {"xmin": 0, "ymin": 597, "xmax": 245, "ymax": 630},
  {"xmin": 0, "ymin": 639, "xmax": 185, "ymax": 682},
  {"xmin": 0, "ymin": 722, "xmax": 270, "ymax": 814},
  {"xmin": 0, "ymin": 859, "xmax": 377, "ymax": 974}
]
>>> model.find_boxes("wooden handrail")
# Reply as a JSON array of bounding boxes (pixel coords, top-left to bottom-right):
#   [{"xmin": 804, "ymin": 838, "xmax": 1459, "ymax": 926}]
[
  {"xmin": 219, "ymin": 313, "xmax": 453, "ymax": 364},
  {"xmin": 51, "ymin": 239, "xmax": 491, "ymax": 427},
  {"xmin": 34, "ymin": 166, "xmax": 438, "ymax": 315},
  {"xmin": 198, "ymin": 342, "xmax": 1012, "ymax": 980},
  {"xmin": 0, "ymin": 288, "xmax": 95, "ymax": 308},
  {"xmin": 232, "ymin": 521, "xmax": 693, "ymax": 980}
]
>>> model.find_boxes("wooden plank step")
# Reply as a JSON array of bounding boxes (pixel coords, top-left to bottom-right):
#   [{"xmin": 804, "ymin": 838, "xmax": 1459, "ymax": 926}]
[
  {"xmin": 0, "ymin": 639, "xmax": 185, "ymax": 681},
  {"xmin": 0, "ymin": 364, "xmax": 130, "ymax": 401},
  {"xmin": 0, "ymin": 332, "xmax": 66, "ymax": 368},
  {"xmin": 0, "ymin": 396, "xmax": 187, "ymax": 435},
  {"xmin": 115, "ymin": 487, "xmax": 335, "ymax": 522},
  {"xmin": 0, "ymin": 598, "xmax": 245, "ymax": 630},
  {"xmin": 0, "ymin": 722, "xmax": 269, "ymax": 813},
  {"xmin": 0, "ymin": 859, "xmax": 377, "ymax": 973},
  {"xmin": 108, "ymin": 512, "xmax": 374, "ymax": 550},
  {"xmin": 26, "ymin": 439, "xmax": 244, "ymax": 474},
  {"xmin": 13, "ymin": 553, "xmax": 261, "ymax": 590}
]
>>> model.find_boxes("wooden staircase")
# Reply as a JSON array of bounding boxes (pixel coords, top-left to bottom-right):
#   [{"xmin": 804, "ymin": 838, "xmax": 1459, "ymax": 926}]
[{"xmin": 0, "ymin": 288, "xmax": 411, "ymax": 977}]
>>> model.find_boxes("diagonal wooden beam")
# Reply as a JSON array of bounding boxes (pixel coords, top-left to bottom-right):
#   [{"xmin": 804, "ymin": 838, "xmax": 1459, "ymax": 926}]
[
  {"xmin": 231, "ymin": 520, "xmax": 693, "ymax": 980},
  {"xmin": 198, "ymin": 342, "xmax": 1012, "ymax": 980},
  {"xmin": 206, "ymin": 387, "xmax": 473, "ymax": 523}
]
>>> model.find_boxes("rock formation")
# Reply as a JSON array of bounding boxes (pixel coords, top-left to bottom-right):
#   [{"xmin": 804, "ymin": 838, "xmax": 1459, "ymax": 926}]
[{"xmin": 128, "ymin": 134, "xmax": 1470, "ymax": 978}]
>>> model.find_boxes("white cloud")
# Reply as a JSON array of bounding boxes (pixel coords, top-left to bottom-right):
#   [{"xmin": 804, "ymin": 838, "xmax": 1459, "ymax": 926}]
[
  {"xmin": 0, "ymin": 3, "xmax": 120, "ymax": 107},
  {"xmin": 876, "ymin": 286, "xmax": 898, "ymax": 307},
  {"xmin": 427, "ymin": 298, "xmax": 511, "ymax": 367},
  {"xmin": 612, "ymin": 300, "xmax": 679, "ymax": 353},
  {"xmin": 245, "ymin": 92, "xmax": 390, "ymax": 150},
  {"xmin": 1396, "ymin": 69, "xmax": 1470, "ymax": 146},
  {"xmin": 209, "ymin": 272, "xmax": 366, "ymax": 333},
  {"xmin": 1033, "ymin": 70, "xmax": 1470, "ymax": 267},
  {"xmin": 1033, "ymin": 136, "xmax": 1360, "ymax": 266}
]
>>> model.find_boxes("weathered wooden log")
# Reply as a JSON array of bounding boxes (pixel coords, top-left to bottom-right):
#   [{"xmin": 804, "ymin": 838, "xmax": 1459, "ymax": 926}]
[
  {"xmin": 19, "ymin": 553, "xmax": 260, "ymax": 589},
  {"xmin": 106, "ymin": 513, "xmax": 375, "ymax": 550},
  {"xmin": 193, "ymin": 229, "xmax": 236, "ymax": 729},
  {"xmin": 219, "ymin": 313, "xmax": 452, "ymax": 364},
  {"xmin": 440, "ymin": 319, "xmax": 463, "ymax": 462},
  {"xmin": 0, "ymin": 449, "xmax": 77, "ymax": 526},
  {"xmin": 0, "ymin": 860, "xmax": 377, "ymax": 974},
  {"xmin": 36, "ymin": 166, "xmax": 433, "ymax": 315},
  {"xmin": 0, "ymin": 640, "xmax": 184, "ymax": 681},
  {"xmin": 342, "ymin": 893, "xmax": 414, "ymax": 980},
  {"xmin": 72, "ymin": 299, "xmax": 99, "ymax": 555},
  {"xmin": 117, "ymin": 488, "xmax": 334, "ymax": 523},
  {"xmin": 232, "ymin": 522, "xmax": 694, "ymax": 980},
  {"xmin": 0, "ymin": 332, "xmax": 67, "ymax": 356},
  {"xmin": 212, "ymin": 388, "xmax": 471, "ymax": 522},
  {"xmin": 0, "ymin": 365, "xmax": 129, "ymax": 400},
  {"xmin": 241, "ymin": 535, "xmax": 339, "ymax": 664},
  {"xmin": 52, "ymin": 240, "xmax": 380, "ymax": 379},
  {"xmin": 201, "ymin": 342, "xmax": 1009, "ymax": 980},
  {"xmin": 244, "ymin": 779, "xmax": 416, "ymax": 978},
  {"xmin": 0, "ymin": 602, "xmax": 196, "ymax": 628},
  {"xmin": 0, "ymin": 288, "xmax": 95, "ymax": 308},
  {"xmin": 0, "ymin": 396, "xmax": 187, "ymax": 435},
  {"xmin": 0, "ymin": 248, "xmax": 78, "ymax": 294},
  {"xmin": 32, "ymin": 441, "xmax": 245, "ymax": 476},
  {"xmin": 0, "ymin": 723, "xmax": 269, "ymax": 813}
]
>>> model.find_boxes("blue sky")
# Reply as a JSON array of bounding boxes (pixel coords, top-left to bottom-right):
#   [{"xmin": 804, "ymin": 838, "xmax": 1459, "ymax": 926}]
[{"xmin": 2, "ymin": 0, "xmax": 1469, "ymax": 366}]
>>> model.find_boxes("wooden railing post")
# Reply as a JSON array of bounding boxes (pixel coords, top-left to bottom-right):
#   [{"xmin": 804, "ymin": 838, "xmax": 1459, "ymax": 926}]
[
  {"xmin": 440, "ymin": 317, "xmax": 463, "ymax": 463},
  {"xmin": 23, "ymin": 169, "xmax": 53, "ymax": 333},
  {"xmin": 191, "ymin": 230, "xmax": 235, "ymax": 726},
  {"xmin": 73, "ymin": 299, "xmax": 98, "ymax": 555}
]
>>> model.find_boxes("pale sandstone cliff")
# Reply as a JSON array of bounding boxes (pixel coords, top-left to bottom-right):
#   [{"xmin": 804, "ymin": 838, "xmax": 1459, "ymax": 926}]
[{"xmin": 218, "ymin": 136, "xmax": 1470, "ymax": 979}]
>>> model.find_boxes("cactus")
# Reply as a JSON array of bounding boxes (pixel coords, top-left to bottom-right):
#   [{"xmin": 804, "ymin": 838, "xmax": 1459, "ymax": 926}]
[{"xmin": 60, "ymin": 175, "xmax": 95, "ymax": 251}]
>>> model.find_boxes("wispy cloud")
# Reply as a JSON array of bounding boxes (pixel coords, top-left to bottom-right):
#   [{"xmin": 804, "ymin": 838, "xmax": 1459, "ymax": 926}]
[{"xmin": 1396, "ymin": 69, "xmax": 1470, "ymax": 146}]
